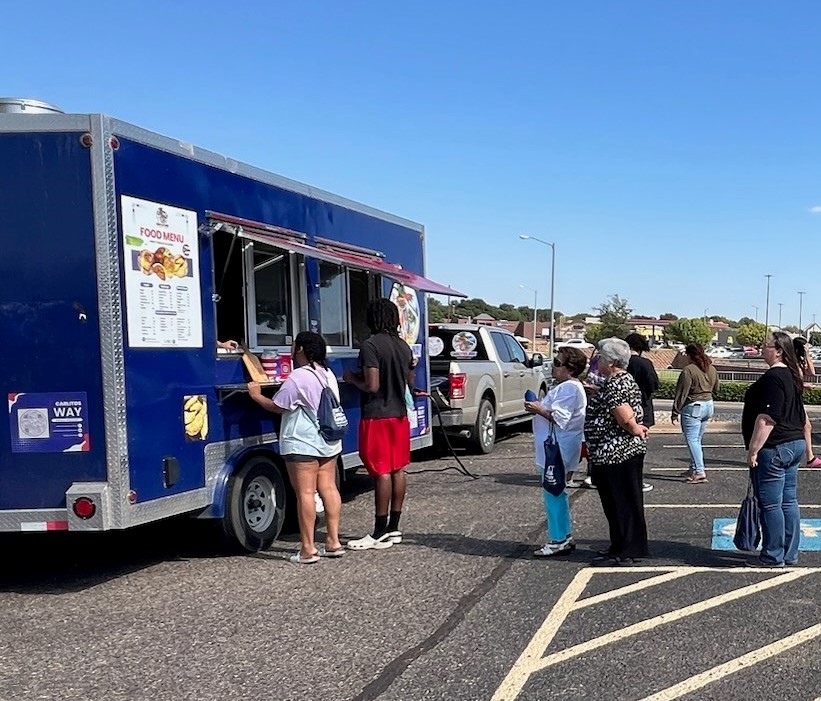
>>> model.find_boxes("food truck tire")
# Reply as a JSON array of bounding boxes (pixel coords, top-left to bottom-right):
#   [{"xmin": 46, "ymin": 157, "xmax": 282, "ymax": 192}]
[{"xmin": 222, "ymin": 456, "xmax": 286, "ymax": 551}]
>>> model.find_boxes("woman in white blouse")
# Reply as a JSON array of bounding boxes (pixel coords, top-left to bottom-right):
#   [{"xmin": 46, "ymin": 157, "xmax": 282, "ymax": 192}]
[{"xmin": 525, "ymin": 347, "xmax": 588, "ymax": 557}]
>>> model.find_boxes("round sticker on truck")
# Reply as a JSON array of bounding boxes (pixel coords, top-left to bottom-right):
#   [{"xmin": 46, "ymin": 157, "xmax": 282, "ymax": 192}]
[
  {"xmin": 451, "ymin": 331, "xmax": 478, "ymax": 358},
  {"xmin": 428, "ymin": 336, "xmax": 445, "ymax": 357}
]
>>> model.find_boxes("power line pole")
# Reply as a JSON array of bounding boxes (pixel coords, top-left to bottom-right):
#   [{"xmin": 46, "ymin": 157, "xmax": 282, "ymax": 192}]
[
  {"xmin": 799, "ymin": 291, "xmax": 806, "ymax": 332},
  {"xmin": 764, "ymin": 274, "xmax": 772, "ymax": 331}
]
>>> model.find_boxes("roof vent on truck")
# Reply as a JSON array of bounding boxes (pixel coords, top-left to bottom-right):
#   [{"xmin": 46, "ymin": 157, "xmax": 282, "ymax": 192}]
[{"xmin": 0, "ymin": 98, "xmax": 64, "ymax": 114}]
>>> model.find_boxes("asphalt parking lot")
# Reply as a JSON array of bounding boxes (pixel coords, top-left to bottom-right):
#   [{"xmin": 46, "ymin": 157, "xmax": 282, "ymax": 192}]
[{"xmin": 1, "ymin": 429, "xmax": 819, "ymax": 701}]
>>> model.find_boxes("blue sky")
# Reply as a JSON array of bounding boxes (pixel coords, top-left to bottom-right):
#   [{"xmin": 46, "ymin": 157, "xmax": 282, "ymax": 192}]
[{"xmin": 4, "ymin": 2, "xmax": 821, "ymax": 325}]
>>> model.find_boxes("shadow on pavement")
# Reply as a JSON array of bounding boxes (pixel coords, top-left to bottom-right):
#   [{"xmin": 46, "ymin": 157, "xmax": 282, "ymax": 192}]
[{"xmin": 0, "ymin": 517, "xmax": 238, "ymax": 596}]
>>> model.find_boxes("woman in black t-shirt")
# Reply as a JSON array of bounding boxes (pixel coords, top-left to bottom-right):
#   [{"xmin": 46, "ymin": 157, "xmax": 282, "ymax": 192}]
[{"xmin": 741, "ymin": 331, "xmax": 806, "ymax": 567}]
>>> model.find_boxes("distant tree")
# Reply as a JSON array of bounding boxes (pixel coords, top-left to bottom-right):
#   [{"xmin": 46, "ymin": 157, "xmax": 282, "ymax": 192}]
[
  {"xmin": 810, "ymin": 332, "xmax": 821, "ymax": 346},
  {"xmin": 783, "ymin": 325, "xmax": 801, "ymax": 335},
  {"xmin": 737, "ymin": 316, "xmax": 756, "ymax": 327},
  {"xmin": 709, "ymin": 315, "xmax": 733, "ymax": 325},
  {"xmin": 659, "ymin": 313, "xmax": 678, "ymax": 321},
  {"xmin": 664, "ymin": 318, "xmax": 714, "ymax": 346},
  {"xmin": 584, "ymin": 295, "xmax": 633, "ymax": 345},
  {"xmin": 537, "ymin": 309, "xmax": 562, "ymax": 323},
  {"xmin": 737, "ymin": 322, "xmax": 768, "ymax": 347},
  {"xmin": 570, "ymin": 312, "xmax": 589, "ymax": 321},
  {"xmin": 454, "ymin": 298, "xmax": 491, "ymax": 319},
  {"xmin": 428, "ymin": 299, "xmax": 447, "ymax": 323}
]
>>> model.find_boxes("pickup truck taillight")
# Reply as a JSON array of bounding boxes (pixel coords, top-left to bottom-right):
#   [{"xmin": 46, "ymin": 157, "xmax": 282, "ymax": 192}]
[{"xmin": 449, "ymin": 373, "xmax": 466, "ymax": 400}]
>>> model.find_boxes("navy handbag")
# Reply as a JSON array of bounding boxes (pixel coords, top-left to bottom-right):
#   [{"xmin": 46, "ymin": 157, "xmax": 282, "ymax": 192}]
[
  {"xmin": 733, "ymin": 476, "xmax": 761, "ymax": 552},
  {"xmin": 542, "ymin": 426, "xmax": 566, "ymax": 497}
]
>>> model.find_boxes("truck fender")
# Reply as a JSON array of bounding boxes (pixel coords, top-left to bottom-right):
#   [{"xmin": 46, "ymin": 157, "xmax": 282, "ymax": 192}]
[
  {"xmin": 474, "ymin": 375, "xmax": 497, "ymax": 406},
  {"xmin": 197, "ymin": 445, "xmax": 282, "ymax": 519}
]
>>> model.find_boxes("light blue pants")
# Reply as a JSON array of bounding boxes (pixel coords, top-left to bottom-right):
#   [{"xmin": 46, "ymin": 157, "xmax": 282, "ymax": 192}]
[
  {"xmin": 535, "ymin": 464, "xmax": 572, "ymax": 542},
  {"xmin": 680, "ymin": 400, "xmax": 714, "ymax": 475}
]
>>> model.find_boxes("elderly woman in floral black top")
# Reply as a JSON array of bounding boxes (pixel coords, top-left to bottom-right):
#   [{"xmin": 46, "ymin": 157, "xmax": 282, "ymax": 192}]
[{"xmin": 584, "ymin": 337, "xmax": 650, "ymax": 565}]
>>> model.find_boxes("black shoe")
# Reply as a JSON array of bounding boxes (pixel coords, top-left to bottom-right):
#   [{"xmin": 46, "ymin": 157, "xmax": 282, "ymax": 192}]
[
  {"xmin": 746, "ymin": 558, "xmax": 784, "ymax": 569},
  {"xmin": 591, "ymin": 555, "xmax": 639, "ymax": 567}
]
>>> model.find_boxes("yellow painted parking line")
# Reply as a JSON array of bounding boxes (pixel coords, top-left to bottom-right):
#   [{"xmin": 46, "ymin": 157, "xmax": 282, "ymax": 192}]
[
  {"xmin": 532, "ymin": 570, "xmax": 809, "ymax": 672},
  {"xmin": 491, "ymin": 567, "xmax": 820, "ymax": 701},
  {"xmin": 490, "ymin": 569, "xmax": 594, "ymax": 701},
  {"xmin": 637, "ymin": 623, "xmax": 821, "ymax": 701},
  {"xmin": 575, "ymin": 570, "xmax": 693, "ymax": 610}
]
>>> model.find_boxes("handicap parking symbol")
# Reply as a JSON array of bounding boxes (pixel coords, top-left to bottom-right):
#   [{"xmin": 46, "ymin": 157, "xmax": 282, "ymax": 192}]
[{"xmin": 712, "ymin": 518, "xmax": 821, "ymax": 551}]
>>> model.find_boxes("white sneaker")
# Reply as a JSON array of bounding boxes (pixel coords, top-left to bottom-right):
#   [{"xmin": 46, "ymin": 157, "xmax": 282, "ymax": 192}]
[
  {"xmin": 385, "ymin": 530, "xmax": 402, "ymax": 544},
  {"xmin": 346, "ymin": 534, "xmax": 394, "ymax": 550},
  {"xmin": 534, "ymin": 537, "xmax": 576, "ymax": 557},
  {"xmin": 582, "ymin": 476, "xmax": 596, "ymax": 489}
]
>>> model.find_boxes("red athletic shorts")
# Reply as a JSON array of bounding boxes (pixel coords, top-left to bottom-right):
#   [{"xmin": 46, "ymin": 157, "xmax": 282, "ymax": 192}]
[{"xmin": 359, "ymin": 417, "xmax": 411, "ymax": 477}]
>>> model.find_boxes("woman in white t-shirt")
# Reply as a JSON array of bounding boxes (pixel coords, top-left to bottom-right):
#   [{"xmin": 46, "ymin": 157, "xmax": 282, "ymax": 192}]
[
  {"xmin": 249, "ymin": 332, "xmax": 344, "ymax": 564},
  {"xmin": 524, "ymin": 347, "xmax": 588, "ymax": 557}
]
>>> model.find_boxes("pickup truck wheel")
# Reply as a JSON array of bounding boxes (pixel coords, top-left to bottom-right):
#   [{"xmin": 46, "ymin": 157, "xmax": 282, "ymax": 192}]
[
  {"xmin": 471, "ymin": 398, "xmax": 496, "ymax": 454},
  {"xmin": 222, "ymin": 456, "xmax": 286, "ymax": 552}
]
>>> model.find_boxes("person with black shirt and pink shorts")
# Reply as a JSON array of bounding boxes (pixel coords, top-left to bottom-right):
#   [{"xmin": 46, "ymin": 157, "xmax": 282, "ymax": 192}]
[{"xmin": 344, "ymin": 299, "xmax": 415, "ymax": 550}]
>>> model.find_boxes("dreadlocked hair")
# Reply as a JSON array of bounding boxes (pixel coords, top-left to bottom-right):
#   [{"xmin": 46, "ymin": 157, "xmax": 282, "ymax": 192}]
[
  {"xmin": 367, "ymin": 298, "xmax": 400, "ymax": 336},
  {"xmin": 294, "ymin": 331, "xmax": 328, "ymax": 369}
]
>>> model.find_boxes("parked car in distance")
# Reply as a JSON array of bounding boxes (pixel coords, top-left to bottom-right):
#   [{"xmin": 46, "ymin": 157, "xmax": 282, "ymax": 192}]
[
  {"xmin": 556, "ymin": 338, "xmax": 594, "ymax": 350},
  {"xmin": 428, "ymin": 324, "xmax": 551, "ymax": 454},
  {"xmin": 706, "ymin": 346, "xmax": 734, "ymax": 359},
  {"xmin": 743, "ymin": 346, "xmax": 761, "ymax": 358}
]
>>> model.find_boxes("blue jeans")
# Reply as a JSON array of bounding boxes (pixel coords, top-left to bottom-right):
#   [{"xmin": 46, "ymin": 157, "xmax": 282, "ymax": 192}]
[
  {"xmin": 753, "ymin": 439, "xmax": 803, "ymax": 565},
  {"xmin": 680, "ymin": 400, "xmax": 714, "ymax": 475}
]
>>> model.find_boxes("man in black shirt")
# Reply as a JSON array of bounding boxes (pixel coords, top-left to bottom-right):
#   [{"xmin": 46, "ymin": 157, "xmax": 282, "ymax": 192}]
[{"xmin": 344, "ymin": 299, "xmax": 415, "ymax": 550}]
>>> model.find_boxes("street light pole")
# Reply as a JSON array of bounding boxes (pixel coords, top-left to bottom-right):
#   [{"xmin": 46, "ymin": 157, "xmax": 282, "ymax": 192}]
[
  {"xmin": 764, "ymin": 274, "xmax": 772, "ymax": 331},
  {"xmin": 752, "ymin": 305, "xmax": 759, "ymax": 322},
  {"xmin": 778, "ymin": 302, "xmax": 783, "ymax": 330},
  {"xmin": 519, "ymin": 284, "xmax": 538, "ymax": 349},
  {"xmin": 799, "ymin": 291, "xmax": 806, "ymax": 333},
  {"xmin": 519, "ymin": 235, "xmax": 556, "ymax": 357}
]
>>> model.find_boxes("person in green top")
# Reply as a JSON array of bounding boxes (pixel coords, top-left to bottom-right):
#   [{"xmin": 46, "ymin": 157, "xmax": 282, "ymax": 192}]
[{"xmin": 671, "ymin": 344, "xmax": 719, "ymax": 483}]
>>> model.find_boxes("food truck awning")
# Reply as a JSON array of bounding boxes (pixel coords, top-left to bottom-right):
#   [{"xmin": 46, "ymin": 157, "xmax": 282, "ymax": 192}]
[{"xmin": 207, "ymin": 212, "xmax": 467, "ymax": 298}]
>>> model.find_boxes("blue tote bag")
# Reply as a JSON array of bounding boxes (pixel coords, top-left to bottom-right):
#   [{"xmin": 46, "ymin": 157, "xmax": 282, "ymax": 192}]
[
  {"xmin": 542, "ymin": 426, "xmax": 566, "ymax": 497},
  {"xmin": 733, "ymin": 476, "xmax": 761, "ymax": 552}
]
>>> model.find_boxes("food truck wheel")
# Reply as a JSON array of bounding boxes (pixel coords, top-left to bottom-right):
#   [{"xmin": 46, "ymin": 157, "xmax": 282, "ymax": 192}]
[
  {"xmin": 470, "ymin": 397, "xmax": 496, "ymax": 455},
  {"xmin": 222, "ymin": 456, "xmax": 286, "ymax": 551}
]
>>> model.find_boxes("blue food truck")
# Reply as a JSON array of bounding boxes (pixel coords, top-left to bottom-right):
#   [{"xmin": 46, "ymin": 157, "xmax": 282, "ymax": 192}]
[{"xmin": 0, "ymin": 98, "xmax": 465, "ymax": 550}]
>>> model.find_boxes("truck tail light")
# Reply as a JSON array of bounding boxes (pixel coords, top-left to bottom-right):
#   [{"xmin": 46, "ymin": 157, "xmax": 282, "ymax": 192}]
[
  {"xmin": 72, "ymin": 497, "xmax": 96, "ymax": 520},
  {"xmin": 449, "ymin": 373, "xmax": 466, "ymax": 400}
]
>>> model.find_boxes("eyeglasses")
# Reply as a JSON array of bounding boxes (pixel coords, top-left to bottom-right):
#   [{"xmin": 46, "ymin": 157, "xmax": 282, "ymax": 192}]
[{"xmin": 763, "ymin": 343, "xmax": 777, "ymax": 349}]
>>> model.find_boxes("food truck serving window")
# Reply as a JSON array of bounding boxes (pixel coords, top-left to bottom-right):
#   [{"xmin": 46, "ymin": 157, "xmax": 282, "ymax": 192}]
[
  {"xmin": 251, "ymin": 246, "xmax": 295, "ymax": 347},
  {"xmin": 318, "ymin": 261, "xmax": 349, "ymax": 346}
]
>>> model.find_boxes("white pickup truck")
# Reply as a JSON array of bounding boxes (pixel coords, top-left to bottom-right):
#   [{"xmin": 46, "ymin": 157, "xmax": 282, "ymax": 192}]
[{"xmin": 428, "ymin": 324, "xmax": 551, "ymax": 454}]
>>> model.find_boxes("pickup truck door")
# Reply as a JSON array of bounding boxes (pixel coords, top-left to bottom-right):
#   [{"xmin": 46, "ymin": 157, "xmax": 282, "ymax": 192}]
[
  {"xmin": 489, "ymin": 331, "xmax": 520, "ymax": 416},
  {"xmin": 503, "ymin": 335, "xmax": 532, "ymax": 402}
]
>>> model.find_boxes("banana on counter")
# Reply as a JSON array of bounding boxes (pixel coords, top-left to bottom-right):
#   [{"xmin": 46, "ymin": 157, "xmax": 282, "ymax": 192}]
[{"xmin": 183, "ymin": 394, "xmax": 208, "ymax": 440}]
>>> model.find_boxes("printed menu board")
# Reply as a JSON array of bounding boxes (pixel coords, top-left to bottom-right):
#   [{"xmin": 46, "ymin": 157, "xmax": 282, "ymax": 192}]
[{"xmin": 121, "ymin": 196, "xmax": 203, "ymax": 348}]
